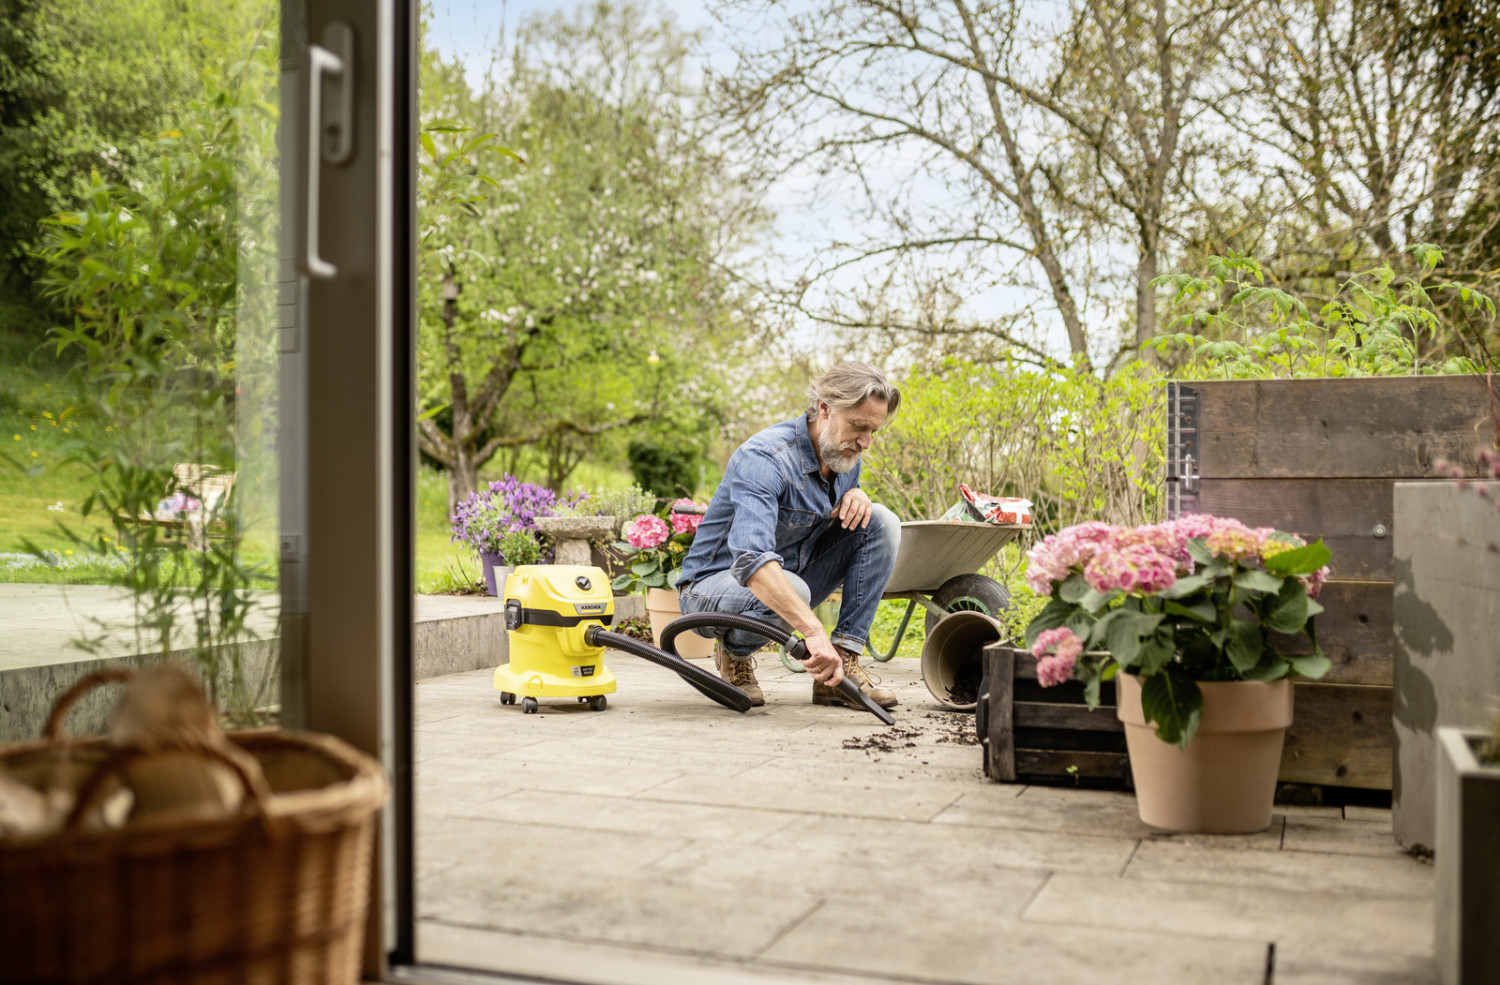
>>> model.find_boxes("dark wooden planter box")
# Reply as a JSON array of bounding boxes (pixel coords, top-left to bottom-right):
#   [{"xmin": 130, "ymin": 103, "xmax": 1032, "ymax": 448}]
[
  {"xmin": 1167, "ymin": 376, "xmax": 1495, "ymax": 791},
  {"xmin": 979, "ymin": 643, "xmax": 1130, "ymax": 788}
]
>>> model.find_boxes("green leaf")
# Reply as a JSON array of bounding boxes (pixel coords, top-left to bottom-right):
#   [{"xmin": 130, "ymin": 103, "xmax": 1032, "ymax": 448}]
[
  {"xmin": 642, "ymin": 571, "xmax": 667, "ymax": 588},
  {"xmin": 1162, "ymin": 599, "xmax": 1215, "ymax": 622},
  {"xmin": 1233, "ymin": 569, "xmax": 1284, "ymax": 594},
  {"xmin": 1225, "ymin": 618, "xmax": 1263, "ymax": 673},
  {"xmin": 631, "ymin": 560, "xmax": 657, "ymax": 576},
  {"xmin": 1186, "ymin": 538, "xmax": 1214, "ymax": 566},
  {"xmin": 1263, "ymin": 540, "xmax": 1332, "ymax": 577},
  {"xmin": 1077, "ymin": 586, "xmax": 1119, "ymax": 613},
  {"xmin": 1025, "ymin": 597, "xmax": 1079, "ymax": 647},
  {"xmin": 1136, "ymin": 632, "xmax": 1176, "ymax": 675},
  {"xmin": 1104, "ymin": 610, "xmax": 1164, "ymax": 668},
  {"xmin": 1140, "ymin": 666, "xmax": 1203, "ymax": 749},
  {"xmin": 1058, "ymin": 572, "xmax": 1090, "ymax": 604},
  {"xmin": 1262, "ymin": 591, "xmax": 1310, "ymax": 634},
  {"xmin": 1287, "ymin": 648, "xmax": 1333, "ymax": 680},
  {"xmin": 1157, "ymin": 572, "xmax": 1211, "ymax": 599},
  {"xmin": 667, "ymin": 569, "xmax": 683, "ymax": 589},
  {"xmin": 610, "ymin": 573, "xmax": 634, "ymax": 592}
]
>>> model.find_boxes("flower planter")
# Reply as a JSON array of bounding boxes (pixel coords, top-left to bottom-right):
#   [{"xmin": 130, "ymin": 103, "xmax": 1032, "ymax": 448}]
[
  {"xmin": 1116, "ymin": 672, "xmax": 1293, "ymax": 834},
  {"xmin": 1393, "ymin": 480, "xmax": 1500, "ymax": 852},
  {"xmin": 479, "ymin": 553, "xmax": 513, "ymax": 597},
  {"xmin": 1435, "ymin": 726, "xmax": 1500, "ymax": 985},
  {"xmin": 644, "ymin": 588, "xmax": 715, "ymax": 660}
]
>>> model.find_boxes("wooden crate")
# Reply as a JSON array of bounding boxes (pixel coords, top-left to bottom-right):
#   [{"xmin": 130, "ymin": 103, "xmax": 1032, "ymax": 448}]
[
  {"xmin": 979, "ymin": 643, "xmax": 1129, "ymax": 788},
  {"xmin": 1167, "ymin": 376, "xmax": 1496, "ymax": 790}
]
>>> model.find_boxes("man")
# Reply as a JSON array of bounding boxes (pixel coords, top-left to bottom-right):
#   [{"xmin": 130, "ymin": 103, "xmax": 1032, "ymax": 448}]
[{"xmin": 677, "ymin": 361, "xmax": 902, "ymax": 710}]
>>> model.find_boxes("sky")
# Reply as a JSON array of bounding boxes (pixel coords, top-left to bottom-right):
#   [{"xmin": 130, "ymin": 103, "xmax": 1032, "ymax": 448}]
[{"xmin": 421, "ymin": 0, "xmax": 1078, "ymax": 362}]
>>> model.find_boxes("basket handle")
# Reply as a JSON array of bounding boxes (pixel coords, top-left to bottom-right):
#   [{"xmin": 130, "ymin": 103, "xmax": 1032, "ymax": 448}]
[
  {"xmin": 63, "ymin": 737, "xmax": 282, "ymax": 838},
  {"xmin": 43, "ymin": 667, "xmax": 136, "ymax": 741}
]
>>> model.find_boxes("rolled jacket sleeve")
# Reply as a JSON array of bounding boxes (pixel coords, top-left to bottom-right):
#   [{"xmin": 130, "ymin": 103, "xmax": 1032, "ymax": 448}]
[{"xmin": 724, "ymin": 447, "xmax": 786, "ymax": 586}]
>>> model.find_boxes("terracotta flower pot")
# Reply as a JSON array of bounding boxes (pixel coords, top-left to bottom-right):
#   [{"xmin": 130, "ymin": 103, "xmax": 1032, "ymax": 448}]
[
  {"xmin": 644, "ymin": 587, "xmax": 715, "ymax": 660},
  {"xmin": 1115, "ymin": 672, "xmax": 1293, "ymax": 834}
]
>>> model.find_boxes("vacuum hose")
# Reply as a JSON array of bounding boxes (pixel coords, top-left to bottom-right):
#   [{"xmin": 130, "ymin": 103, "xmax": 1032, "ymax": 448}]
[
  {"xmin": 584, "ymin": 626, "xmax": 754, "ymax": 713},
  {"xmin": 659, "ymin": 613, "xmax": 897, "ymax": 725}
]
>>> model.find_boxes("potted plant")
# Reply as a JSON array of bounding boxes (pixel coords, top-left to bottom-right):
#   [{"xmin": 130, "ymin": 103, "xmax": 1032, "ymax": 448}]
[
  {"xmin": 1435, "ymin": 716, "xmax": 1500, "ymax": 985},
  {"xmin": 610, "ymin": 499, "xmax": 710, "ymax": 657},
  {"xmin": 450, "ymin": 474, "xmax": 560, "ymax": 596},
  {"xmin": 1023, "ymin": 514, "xmax": 1333, "ymax": 833},
  {"xmin": 490, "ymin": 529, "xmax": 540, "ymax": 597}
]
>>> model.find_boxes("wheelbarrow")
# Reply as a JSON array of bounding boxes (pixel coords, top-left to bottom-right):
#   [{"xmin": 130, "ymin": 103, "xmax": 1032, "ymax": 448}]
[{"xmin": 780, "ymin": 519, "xmax": 1027, "ymax": 673}]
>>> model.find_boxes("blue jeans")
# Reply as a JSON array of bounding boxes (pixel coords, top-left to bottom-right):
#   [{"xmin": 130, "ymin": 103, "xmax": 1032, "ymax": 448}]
[{"xmin": 678, "ymin": 504, "xmax": 901, "ymax": 658}]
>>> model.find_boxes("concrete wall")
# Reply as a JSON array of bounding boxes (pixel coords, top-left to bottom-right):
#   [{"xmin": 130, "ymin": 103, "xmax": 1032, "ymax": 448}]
[
  {"xmin": 1392, "ymin": 481, "xmax": 1500, "ymax": 851},
  {"xmin": 0, "ymin": 593, "xmax": 646, "ymax": 743}
]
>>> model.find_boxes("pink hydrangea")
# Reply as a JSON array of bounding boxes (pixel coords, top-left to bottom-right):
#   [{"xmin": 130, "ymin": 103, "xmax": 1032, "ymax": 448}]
[
  {"xmin": 1032, "ymin": 627, "xmax": 1082, "ymax": 687},
  {"xmin": 1111, "ymin": 521, "xmax": 1193, "ymax": 574},
  {"xmin": 624, "ymin": 513, "xmax": 669, "ymax": 550},
  {"xmin": 670, "ymin": 499, "xmax": 705, "ymax": 535},
  {"xmin": 1083, "ymin": 543, "xmax": 1178, "ymax": 595},
  {"xmin": 1169, "ymin": 513, "xmax": 1226, "ymax": 540},
  {"xmin": 1299, "ymin": 565, "xmax": 1330, "ymax": 599},
  {"xmin": 1204, "ymin": 518, "xmax": 1265, "ymax": 562},
  {"xmin": 1025, "ymin": 522, "xmax": 1117, "ymax": 593}
]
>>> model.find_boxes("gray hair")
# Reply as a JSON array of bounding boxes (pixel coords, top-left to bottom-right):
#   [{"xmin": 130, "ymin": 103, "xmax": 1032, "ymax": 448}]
[{"xmin": 805, "ymin": 361, "xmax": 901, "ymax": 418}]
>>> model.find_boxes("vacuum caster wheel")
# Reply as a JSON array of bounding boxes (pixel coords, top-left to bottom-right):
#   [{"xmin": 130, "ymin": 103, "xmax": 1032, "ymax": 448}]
[
  {"xmin": 578, "ymin": 697, "xmax": 588, "ymax": 704},
  {"xmin": 500, "ymin": 692, "xmax": 515, "ymax": 705},
  {"xmin": 521, "ymin": 697, "xmax": 539, "ymax": 714},
  {"xmin": 588, "ymin": 694, "xmax": 607, "ymax": 712}
]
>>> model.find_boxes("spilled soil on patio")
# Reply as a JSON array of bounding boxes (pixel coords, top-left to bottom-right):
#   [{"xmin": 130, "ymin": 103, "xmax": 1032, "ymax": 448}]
[{"xmin": 841, "ymin": 710, "xmax": 980, "ymax": 760}]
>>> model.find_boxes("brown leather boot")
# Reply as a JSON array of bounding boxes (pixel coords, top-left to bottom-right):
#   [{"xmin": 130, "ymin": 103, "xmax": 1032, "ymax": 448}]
[
  {"xmin": 812, "ymin": 645, "xmax": 898, "ymax": 710},
  {"xmin": 714, "ymin": 641, "xmax": 764, "ymax": 706}
]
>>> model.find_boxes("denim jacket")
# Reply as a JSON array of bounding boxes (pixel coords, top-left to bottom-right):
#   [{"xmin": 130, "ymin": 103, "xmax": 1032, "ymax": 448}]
[{"xmin": 678, "ymin": 414, "xmax": 861, "ymax": 588}]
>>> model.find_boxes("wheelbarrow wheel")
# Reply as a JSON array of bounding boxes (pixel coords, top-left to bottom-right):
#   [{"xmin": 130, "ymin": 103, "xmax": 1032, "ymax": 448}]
[{"xmin": 925, "ymin": 573, "xmax": 1011, "ymax": 636}]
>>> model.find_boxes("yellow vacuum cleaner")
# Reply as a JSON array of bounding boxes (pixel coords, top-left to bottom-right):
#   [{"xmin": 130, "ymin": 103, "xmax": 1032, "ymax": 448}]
[
  {"xmin": 494, "ymin": 565, "xmax": 618, "ymax": 714},
  {"xmin": 492, "ymin": 565, "xmax": 892, "ymax": 722}
]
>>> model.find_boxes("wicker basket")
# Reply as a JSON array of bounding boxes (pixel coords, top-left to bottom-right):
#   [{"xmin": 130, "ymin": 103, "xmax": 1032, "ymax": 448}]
[{"xmin": 0, "ymin": 669, "xmax": 388, "ymax": 985}]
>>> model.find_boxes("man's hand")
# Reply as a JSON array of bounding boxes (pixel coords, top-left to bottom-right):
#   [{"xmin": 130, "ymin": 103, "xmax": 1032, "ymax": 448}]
[
  {"xmin": 833, "ymin": 487, "xmax": 874, "ymax": 530},
  {"xmin": 801, "ymin": 630, "xmax": 845, "ymax": 686}
]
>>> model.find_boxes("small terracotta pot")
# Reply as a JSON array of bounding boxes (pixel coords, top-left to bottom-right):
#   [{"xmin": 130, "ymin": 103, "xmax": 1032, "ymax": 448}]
[
  {"xmin": 643, "ymin": 587, "xmax": 716, "ymax": 660},
  {"xmin": 1116, "ymin": 672, "xmax": 1293, "ymax": 834}
]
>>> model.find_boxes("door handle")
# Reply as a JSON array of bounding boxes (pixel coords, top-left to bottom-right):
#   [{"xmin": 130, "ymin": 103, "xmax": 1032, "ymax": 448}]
[{"xmin": 302, "ymin": 23, "xmax": 355, "ymax": 279}]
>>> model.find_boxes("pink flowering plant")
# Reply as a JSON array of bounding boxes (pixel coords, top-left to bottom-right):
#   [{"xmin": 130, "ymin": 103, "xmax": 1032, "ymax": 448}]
[
  {"xmin": 1024, "ymin": 514, "xmax": 1333, "ymax": 748},
  {"xmin": 609, "ymin": 498, "xmax": 705, "ymax": 593}
]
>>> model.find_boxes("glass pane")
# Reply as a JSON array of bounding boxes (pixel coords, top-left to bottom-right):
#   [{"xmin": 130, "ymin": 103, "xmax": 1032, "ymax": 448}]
[{"xmin": 0, "ymin": 0, "xmax": 283, "ymax": 737}]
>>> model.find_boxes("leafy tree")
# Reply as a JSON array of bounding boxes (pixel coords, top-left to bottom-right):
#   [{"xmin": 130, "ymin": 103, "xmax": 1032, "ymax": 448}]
[
  {"xmin": 417, "ymin": 1, "xmax": 759, "ymax": 514},
  {"xmin": 0, "ymin": 0, "xmax": 252, "ymax": 308},
  {"xmin": 23, "ymin": 19, "xmax": 279, "ymax": 719}
]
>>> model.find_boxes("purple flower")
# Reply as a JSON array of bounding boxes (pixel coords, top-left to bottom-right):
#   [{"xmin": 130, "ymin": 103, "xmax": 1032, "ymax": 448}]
[{"xmin": 450, "ymin": 474, "xmax": 561, "ymax": 554}]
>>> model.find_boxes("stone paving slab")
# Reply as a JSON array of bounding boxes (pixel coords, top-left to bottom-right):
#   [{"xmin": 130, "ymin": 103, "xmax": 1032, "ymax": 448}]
[
  {"xmin": 1124, "ymin": 838, "xmax": 1433, "ymax": 897},
  {"xmin": 1282, "ymin": 816, "xmax": 1407, "ymax": 857},
  {"xmin": 761, "ymin": 902, "xmax": 1271, "ymax": 985},
  {"xmin": 418, "ymin": 921, "xmax": 887, "ymax": 985},
  {"xmin": 1027, "ymin": 872, "xmax": 1433, "ymax": 956},
  {"xmin": 441, "ymin": 789, "xmax": 806, "ymax": 844},
  {"xmin": 422, "ymin": 867, "xmax": 822, "ymax": 960},
  {"xmin": 1271, "ymin": 945, "xmax": 1439, "ymax": 985},
  {"xmin": 415, "ymin": 657, "xmax": 1437, "ymax": 984}
]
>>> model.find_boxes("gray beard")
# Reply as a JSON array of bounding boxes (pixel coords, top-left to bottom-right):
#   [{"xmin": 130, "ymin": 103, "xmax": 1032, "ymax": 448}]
[{"xmin": 819, "ymin": 431, "xmax": 860, "ymax": 474}]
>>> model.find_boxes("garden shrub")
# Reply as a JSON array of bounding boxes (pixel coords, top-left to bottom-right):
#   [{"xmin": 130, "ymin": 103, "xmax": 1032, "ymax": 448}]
[{"xmin": 863, "ymin": 358, "xmax": 1165, "ymax": 579}]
